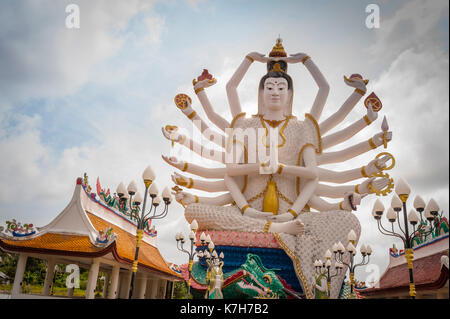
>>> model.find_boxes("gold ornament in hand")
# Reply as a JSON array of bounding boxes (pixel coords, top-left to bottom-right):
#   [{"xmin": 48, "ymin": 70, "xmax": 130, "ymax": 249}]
[
  {"xmin": 374, "ymin": 152, "xmax": 395, "ymax": 171},
  {"xmin": 368, "ymin": 172, "xmax": 394, "ymax": 196}
]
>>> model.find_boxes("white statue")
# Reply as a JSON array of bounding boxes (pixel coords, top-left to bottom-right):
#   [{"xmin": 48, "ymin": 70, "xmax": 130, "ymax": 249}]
[{"xmin": 161, "ymin": 39, "xmax": 393, "ymax": 298}]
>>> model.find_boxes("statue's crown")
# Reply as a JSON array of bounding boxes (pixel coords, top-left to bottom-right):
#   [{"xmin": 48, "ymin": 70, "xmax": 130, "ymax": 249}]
[{"xmin": 269, "ymin": 37, "xmax": 287, "ymax": 58}]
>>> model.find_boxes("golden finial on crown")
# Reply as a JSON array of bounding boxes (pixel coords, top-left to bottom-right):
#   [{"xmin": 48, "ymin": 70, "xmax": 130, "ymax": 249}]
[
  {"xmin": 268, "ymin": 38, "xmax": 288, "ymax": 73},
  {"xmin": 269, "ymin": 37, "xmax": 287, "ymax": 58}
]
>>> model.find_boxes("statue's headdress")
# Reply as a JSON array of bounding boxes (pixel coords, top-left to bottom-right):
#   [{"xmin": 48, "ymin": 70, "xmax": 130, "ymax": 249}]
[
  {"xmin": 269, "ymin": 38, "xmax": 287, "ymax": 58},
  {"xmin": 267, "ymin": 38, "xmax": 288, "ymax": 73}
]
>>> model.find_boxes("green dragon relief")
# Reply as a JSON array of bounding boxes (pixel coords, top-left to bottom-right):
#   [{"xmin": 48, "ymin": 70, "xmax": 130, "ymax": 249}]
[{"xmin": 190, "ymin": 253, "xmax": 302, "ymax": 299}]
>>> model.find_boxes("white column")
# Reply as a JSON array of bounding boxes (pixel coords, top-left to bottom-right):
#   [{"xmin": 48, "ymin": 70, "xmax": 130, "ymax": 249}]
[
  {"xmin": 12, "ymin": 254, "xmax": 28, "ymax": 296},
  {"xmin": 136, "ymin": 277, "xmax": 147, "ymax": 299},
  {"xmin": 85, "ymin": 259, "xmax": 100, "ymax": 299},
  {"xmin": 119, "ymin": 271, "xmax": 132, "ymax": 299},
  {"xmin": 149, "ymin": 279, "xmax": 159, "ymax": 299},
  {"xmin": 160, "ymin": 279, "xmax": 167, "ymax": 299},
  {"xmin": 108, "ymin": 265, "xmax": 120, "ymax": 299},
  {"xmin": 102, "ymin": 272, "xmax": 110, "ymax": 298},
  {"xmin": 42, "ymin": 258, "xmax": 56, "ymax": 296}
]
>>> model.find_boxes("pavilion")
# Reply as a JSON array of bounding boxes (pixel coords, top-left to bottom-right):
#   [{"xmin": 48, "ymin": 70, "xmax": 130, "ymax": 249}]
[{"xmin": 0, "ymin": 177, "xmax": 182, "ymax": 299}]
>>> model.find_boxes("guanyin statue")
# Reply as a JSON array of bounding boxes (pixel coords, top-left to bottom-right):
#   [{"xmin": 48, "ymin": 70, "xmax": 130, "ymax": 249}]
[{"xmin": 161, "ymin": 38, "xmax": 393, "ymax": 299}]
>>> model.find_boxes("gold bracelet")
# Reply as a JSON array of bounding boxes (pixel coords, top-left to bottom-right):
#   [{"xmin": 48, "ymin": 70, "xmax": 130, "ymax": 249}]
[
  {"xmin": 361, "ymin": 166, "xmax": 369, "ymax": 177},
  {"xmin": 277, "ymin": 164, "xmax": 284, "ymax": 174},
  {"xmin": 194, "ymin": 87, "xmax": 204, "ymax": 95},
  {"xmin": 194, "ymin": 195, "xmax": 199, "ymax": 203},
  {"xmin": 245, "ymin": 55, "xmax": 254, "ymax": 63},
  {"xmin": 263, "ymin": 221, "xmax": 272, "ymax": 233},
  {"xmin": 368, "ymin": 137, "xmax": 377, "ymax": 149},
  {"xmin": 187, "ymin": 111, "xmax": 197, "ymax": 120},
  {"xmin": 241, "ymin": 204, "xmax": 250, "ymax": 215},
  {"xmin": 301, "ymin": 56, "xmax": 311, "ymax": 64},
  {"xmin": 363, "ymin": 115, "xmax": 372, "ymax": 126},
  {"xmin": 288, "ymin": 209, "xmax": 298, "ymax": 218},
  {"xmin": 354, "ymin": 184, "xmax": 361, "ymax": 194},
  {"xmin": 339, "ymin": 201, "xmax": 344, "ymax": 210},
  {"xmin": 187, "ymin": 178, "xmax": 194, "ymax": 189},
  {"xmin": 354, "ymin": 88, "xmax": 366, "ymax": 96},
  {"xmin": 182, "ymin": 162, "xmax": 188, "ymax": 172}
]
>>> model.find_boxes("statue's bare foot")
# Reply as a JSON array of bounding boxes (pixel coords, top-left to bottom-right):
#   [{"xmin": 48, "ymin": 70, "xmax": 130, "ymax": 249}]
[{"xmin": 269, "ymin": 219, "xmax": 304, "ymax": 236}]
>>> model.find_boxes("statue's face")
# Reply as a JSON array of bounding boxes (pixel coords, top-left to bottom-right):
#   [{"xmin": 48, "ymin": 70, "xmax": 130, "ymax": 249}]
[{"xmin": 263, "ymin": 77, "xmax": 289, "ymax": 112}]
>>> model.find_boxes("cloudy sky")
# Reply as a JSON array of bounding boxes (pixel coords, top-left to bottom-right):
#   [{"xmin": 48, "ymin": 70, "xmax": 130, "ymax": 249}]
[{"xmin": 0, "ymin": 0, "xmax": 448, "ymax": 285}]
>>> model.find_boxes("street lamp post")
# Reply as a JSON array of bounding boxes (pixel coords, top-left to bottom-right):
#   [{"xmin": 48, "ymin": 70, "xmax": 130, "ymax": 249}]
[
  {"xmin": 117, "ymin": 165, "xmax": 172, "ymax": 299},
  {"xmin": 197, "ymin": 236, "xmax": 224, "ymax": 299},
  {"xmin": 175, "ymin": 219, "xmax": 199, "ymax": 299},
  {"xmin": 314, "ymin": 252, "xmax": 343, "ymax": 299},
  {"xmin": 332, "ymin": 230, "xmax": 372, "ymax": 299},
  {"xmin": 372, "ymin": 177, "xmax": 441, "ymax": 299}
]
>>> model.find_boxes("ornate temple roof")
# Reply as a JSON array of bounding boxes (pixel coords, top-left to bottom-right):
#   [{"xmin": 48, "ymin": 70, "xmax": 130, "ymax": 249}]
[
  {"xmin": 358, "ymin": 234, "xmax": 449, "ymax": 297},
  {"xmin": 0, "ymin": 177, "xmax": 181, "ymax": 280}
]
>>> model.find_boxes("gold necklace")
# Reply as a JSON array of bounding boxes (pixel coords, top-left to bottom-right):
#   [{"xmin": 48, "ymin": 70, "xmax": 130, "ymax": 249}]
[{"xmin": 259, "ymin": 116, "xmax": 291, "ymax": 148}]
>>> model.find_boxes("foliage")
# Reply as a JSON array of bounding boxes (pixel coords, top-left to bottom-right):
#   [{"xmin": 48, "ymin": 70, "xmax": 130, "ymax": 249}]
[{"xmin": 172, "ymin": 280, "xmax": 188, "ymax": 299}]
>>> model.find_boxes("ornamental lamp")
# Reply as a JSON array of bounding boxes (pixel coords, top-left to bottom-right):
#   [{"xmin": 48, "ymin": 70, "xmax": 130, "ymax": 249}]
[
  {"xmin": 133, "ymin": 191, "xmax": 143, "ymax": 206},
  {"xmin": 337, "ymin": 242, "xmax": 345, "ymax": 253},
  {"xmin": 116, "ymin": 181, "xmax": 126, "ymax": 197},
  {"xmin": 386, "ymin": 207, "xmax": 397, "ymax": 223},
  {"xmin": 413, "ymin": 195, "xmax": 426, "ymax": 213},
  {"xmin": 162, "ymin": 186, "xmax": 172, "ymax": 203},
  {"xmin": 407, "ymin": 209, "xmax": 419, "ymax": 226},
  {"xmin": 205, "ymin": 234, "xmax": 212, "ymax": 244},
  {"xmin": 391, "ymin": 194, "xmax": 403, "ymax": 212},
  {"xmin": 190, "ymin": 219, "xmax": 199, "ymax": 232},
  {"xmin": 332, "ymin": 243, "xmax": 339, "ymax": 253},
  {"xmin": 348, "ymin": 229, "xmax": 357, "ymax": 243},
  {"xmin": 212, "ymin": 250, "xmax": 218, "ymax": 259},
  {"xmin": 366, "ymin": 245, "xmax": 373, "ymax": 255},
  {"xmin": 395, "ymin": 178, "xmax": 411, "ymax": 202},
  {"xmin": 208, "ymin": 241, "xmax": 215, "ymax": 251},
  {"xmin": 197, "ymin": 250, "xmax": 204, "ymax": 258},
  {"xmin": 189, "ymin": 231, "xmax": 195, "ymax": 241},
  {"xmin": 200, "ymin": 232, "xmax": 207, "ymax": 242},
  {"xmin": 424, "ymin": 208, "xmax": 434, "ymax": 222},
  {"xmin": 372, "ymin": 199, "xmax": 385, "ymax": 218},
  {"xmin": 148, "ymin": 183, "xmax": 159, "ymax": 198},
  {"xmin": 219, "ymin": 252, "xmax": 224, "ymax": 259},
  {"xmin": 153, "ymin": 196, "xmax": 161, "ymax": 207},
  {"xmin": 127, "ymin": 180, "xmax": 138, "ymax": 195},
  {"xmin": 347, "ymin": 242, "xmax": 356, "ymax": 255},
  {"xmin": 142, "ymin": 165, "xmax": 156, "ymax": 186},
  {"xmin": 325, "ymin": 259, "xmax": 332, "ymax": 268},
  {"xmin": 325, "ymin": 249, "xmax": 332, "ymax": 259},
  {"xmin": 426, "ymin": 198, "xmax": 440, "ymax": 216},
  {"xmin": 122, "ymin": 192, "xmax": 130, "ymax": 201},
  {"xmin": 360, "ymin": 244, "xmax": 367, "ymax": 256}
]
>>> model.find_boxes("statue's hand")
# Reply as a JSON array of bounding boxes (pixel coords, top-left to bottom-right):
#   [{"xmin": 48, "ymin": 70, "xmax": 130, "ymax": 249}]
[
  {"xmin": 161, "ymin": 127, "xmax": 184, "ymax": 143},
  {"xmin": 373, "ymin": 131, "xmax": 392, "ymax": 147},
  {"xmin": 259, "ymin": 159, "xmax": 278, "ymax": 174},
  {"xmin": 269, "ymin": 212, "xmax": 294, "ymax": 222},
  {"xmin": 172, "ymin": 191, "xmax": 196, "ymax": 205},
  {"xmin": 247, "ymin": 52, "xmax": 268, "ymax": 63},
  {"xmin": 243, "ymin": 207, "xmax": 274, "ymax": 220},
  {"xmin": 344, "ymin": 75, "xmax": 367, "ymax": 91},
  {"xmin": 193, "ymin": 77, "xmax": 217, "ymax": 91},
  {"xmin": 366, "ymin": 102, "xmax": 378, "ymax": 123},
  {"xmin": 364, "ymin": 155, "xmax": 390, "ymax": 176},
  {"xmin": 171, "ymin": 172, "xmax": 189, "ymax": 187},
  {"xmin": 286, "ymin": 53, "xmax": 308, "ymax": 64},
  {"xmin": 360, "ymin": 176, "xmax": 390, "ymax": 194},
  {"xmin": 162, "ymin": 155, "xmax": 185, "ymax": 170},
  {"xmin": 342, "ymin": 191, "xmax": 363, "ymax": 211}
]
